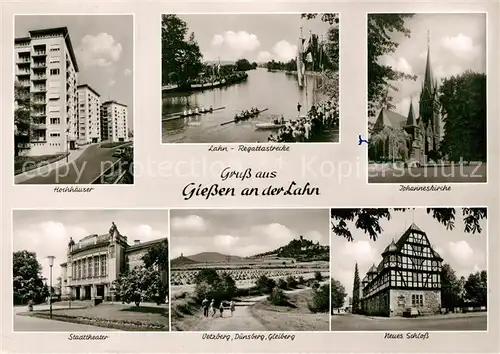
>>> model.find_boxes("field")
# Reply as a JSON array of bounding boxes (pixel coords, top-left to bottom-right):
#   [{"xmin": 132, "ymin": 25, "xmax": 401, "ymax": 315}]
[{"xmin": 170, "ymin": 259, "xmax": 330, "ymax": 296}]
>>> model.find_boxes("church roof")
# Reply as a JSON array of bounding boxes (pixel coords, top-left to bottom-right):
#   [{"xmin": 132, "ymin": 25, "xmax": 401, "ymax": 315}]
[
  {"xmin": 374, "ymin": 108, "xmax": 407, "ymax": 130},
  {"xmin": 405, "ymin": 100, "xmax": 417, "ymax": 127}
]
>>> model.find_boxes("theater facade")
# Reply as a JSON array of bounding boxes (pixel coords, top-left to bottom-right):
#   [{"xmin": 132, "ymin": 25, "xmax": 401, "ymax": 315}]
[
  {"xmin": 359, "ymin": 223, "xmax": 443, "ymax": 317},
  {"xmin": 60, "ymin": 222, "xmax": 166, "ymax": 301}
]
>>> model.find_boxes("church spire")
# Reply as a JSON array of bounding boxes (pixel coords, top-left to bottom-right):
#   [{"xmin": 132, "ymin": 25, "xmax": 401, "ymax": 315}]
[
  {"xmin": 424, "ymin": 30, "xmax": 434, "ymax": 92},
  {"xmin": 405, "ymin": 98, "xmax": 416, "ymax": 127}
]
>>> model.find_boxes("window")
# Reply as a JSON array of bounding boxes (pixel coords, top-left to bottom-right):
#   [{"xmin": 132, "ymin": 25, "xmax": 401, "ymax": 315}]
[
  {"xmin": 82, "ymin": 259, "xmax": 87, "ymax": 278},
  {"xmin": 94, "ymin": 257, "xmax": 100, "ymax": 276},
  {"xmin": 49, "ymin": 133, "xmax": 60, "ymax": 137},
  {"xmin": 50, "ymin": 118, "xmax": 60, "ymax": 125},
  {"xmin": 100, "ymin": 255, "xmax": 106, "ymax": 275},
  {"xmin": 411, "ymin": 294, "xmax": 424, "ymax": 306},
  {"xmin": 50, "ymin": 68, "xmax": 60, "ymax": 75},
  {"xmin": 88, "ymin": 258, "xmax": 93, "ymax": 277}
]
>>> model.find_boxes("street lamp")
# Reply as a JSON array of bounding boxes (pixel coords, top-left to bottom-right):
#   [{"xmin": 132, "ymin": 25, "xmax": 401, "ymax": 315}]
[{"xmin": 47, "ymin": 256, "xmax": 55, "ymax": 319}]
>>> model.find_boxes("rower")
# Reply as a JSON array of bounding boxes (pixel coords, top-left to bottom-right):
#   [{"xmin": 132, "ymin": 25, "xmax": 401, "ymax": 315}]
[
  {"xmin": 183, "ymin": 110, "xmax": 188, "ymax": 116},
  {"xmin": 209, "ymin": 105, "xmax": 213, "ymax": 112}
]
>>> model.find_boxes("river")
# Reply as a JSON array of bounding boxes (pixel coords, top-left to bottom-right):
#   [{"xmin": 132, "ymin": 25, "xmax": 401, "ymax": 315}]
[{"xmin": 161, "ymin": 68, "xmax": 339, "ymax": 143}]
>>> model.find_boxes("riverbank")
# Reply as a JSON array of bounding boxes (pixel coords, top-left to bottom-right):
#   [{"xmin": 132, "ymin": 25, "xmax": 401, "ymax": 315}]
[{"xmin": 162, "ymin": 72, "xmax": 248, "ymax": 94}]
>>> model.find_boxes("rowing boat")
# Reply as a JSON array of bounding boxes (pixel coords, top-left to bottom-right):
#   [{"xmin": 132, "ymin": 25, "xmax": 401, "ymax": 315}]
[
  {"xmin": 255, "ymin": 122, "xmax": 285, "ymax": 130},
  {"xmin": 162, "ymin": 106, "xmax": 226, "ymax": 122},
  {"xmin": 220, "ymin": 108, "xmax": 269, "ymax": 126}
]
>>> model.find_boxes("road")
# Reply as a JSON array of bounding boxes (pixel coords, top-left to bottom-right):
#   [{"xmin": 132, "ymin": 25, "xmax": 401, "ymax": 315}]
[
  {"xmin": 368, "ymin": 164, "xmax": 487, "ymax": 183},
  {"xmin": 190, "ymin": 287, "xmax": 322, "ymax": 331},
  {"xmin": 331, "ymin": 313, "xmax": 487, "ymax": 331},
  {"xmin": 19, "ymin": 144, "xmax": 123, "ymax": 184},
  {"xmin": 14, "ymin": 311, "xmax": 117, "ymax": 332}
]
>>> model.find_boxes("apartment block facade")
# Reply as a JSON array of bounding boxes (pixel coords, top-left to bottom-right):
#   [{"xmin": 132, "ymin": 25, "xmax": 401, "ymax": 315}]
[
  {"xmin": 77, "ymin": 84, "xmax": 101, "ymax": 144},
  {"xmin": 101, "ymin": 100, "xmax": 129, "ymax": 142},
  {"xmin": 15, "ymin": 27, "xmax": 79, "ymax": 156}
]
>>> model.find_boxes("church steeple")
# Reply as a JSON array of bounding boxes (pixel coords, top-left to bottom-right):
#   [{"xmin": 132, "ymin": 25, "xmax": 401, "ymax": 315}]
[
  {"xmin": 405, "ymin": 98, "xmax": 416, "ymax": 127},
  {"xmin": 423, "ymin": 30, "xmax": 434, "ymax": 92}
]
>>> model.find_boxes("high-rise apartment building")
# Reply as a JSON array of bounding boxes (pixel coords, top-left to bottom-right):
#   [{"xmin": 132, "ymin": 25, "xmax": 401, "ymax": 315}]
[
  {"xmin": 77, "ymin": 84, "xmax": 101, "ymax": 144},
  {"xmin": 15, "ymin": 27, "xmax": 79, "ymax": 156},
  {"xmin": 100, "ymin": 101, "xmax": 129, "ymax": 142}
]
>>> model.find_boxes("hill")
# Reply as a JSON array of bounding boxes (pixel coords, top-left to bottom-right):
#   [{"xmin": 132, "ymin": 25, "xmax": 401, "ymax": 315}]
[
  {"xmin": 170, "ymin": 255, "xmax": 199, "ymax": 267},
  {"xmin": 180, "ymin": 252, "xmax": 245, "ymax": 264},
  {"xmin": 251, "ymin": 236, "xmax": 329, "ymax": 262}
]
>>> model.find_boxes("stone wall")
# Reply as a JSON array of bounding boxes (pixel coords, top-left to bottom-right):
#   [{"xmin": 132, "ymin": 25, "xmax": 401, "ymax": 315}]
[{"xmin": 389, "ymin": 289, "xmax": 441, "ymax": 316}]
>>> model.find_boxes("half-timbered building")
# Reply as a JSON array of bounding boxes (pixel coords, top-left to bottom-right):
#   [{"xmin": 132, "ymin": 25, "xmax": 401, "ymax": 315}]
[{"xmin": 359, "ymin": 223, "xmax": 443, "ymax": 316}]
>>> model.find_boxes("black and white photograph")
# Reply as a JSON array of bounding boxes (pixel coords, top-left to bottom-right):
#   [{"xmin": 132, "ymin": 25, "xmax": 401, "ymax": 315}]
[
  {"xmin": 169, "ymin": 209, "xmax": 330, "ymax": 331},
  {"xmin": 14, "ymin": 15, "xmax": 134, "ymax": 185},
  {"xmin": 367, "ymin": 13, "xmax": 487, "ymax": 183},
  {"xmin": 329, "ymin": 208, "xmax": 487, "ymax": 331},
  {"xmin": 12, "ymin": 210, "xmax": 169, "ymax": 331},
  {"xmin": 161, "ymin": 14, "xmax": 339, "ymax": 144}
]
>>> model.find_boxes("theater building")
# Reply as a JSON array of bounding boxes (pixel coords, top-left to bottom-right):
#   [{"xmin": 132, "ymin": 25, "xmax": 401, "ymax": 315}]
[
  {"xmin": 60, "ymin": 222, "xmax": 166, "ymax": 301},
  {"xmin": 359, "ymin": 223, "xmax": 443, "ymax": 316}
]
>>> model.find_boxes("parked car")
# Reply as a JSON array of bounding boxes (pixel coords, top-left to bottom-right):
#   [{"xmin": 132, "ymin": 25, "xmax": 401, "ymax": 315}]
[{"xmin": 112, "ymin": 148, "xmax": 124, "ymax": 157}]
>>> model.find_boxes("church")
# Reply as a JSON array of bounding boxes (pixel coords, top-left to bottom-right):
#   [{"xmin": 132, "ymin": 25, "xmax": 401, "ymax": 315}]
[
  {"xmin": 370, "ymin": 33, "xmax": 442, "ymax": 165},
  {"xmin": 60, "ymin": 222, "xmax": 167, "ymax": 302},
  {"xmin": 357, "ymin": 223, "xmax": 443, "ymax": 317}
]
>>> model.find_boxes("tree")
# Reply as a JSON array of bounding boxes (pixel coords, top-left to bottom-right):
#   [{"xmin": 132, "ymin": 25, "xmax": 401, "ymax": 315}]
[
  {"xmin": 301, "ymin": 13, "xmax": 339, "ymax": 71},
  {"xmin": 14, "ymin": 80, "xmax": 32, "ymax": 157},
  {"xmin": 464, "ymin": 270, "xmax": 487, "ymax": 307},
  {"xmin": 161, "ymin": 15, "xmax": 203, "ymax": 85},
  {"xmin": 235, "ymin": 58, "xmax": 254, "ymax": 71},
  {"xmin": 308, "ymin": 283, "xmax": 330, "ymax": 313},
  {"xmin": 114, "ymin": 266, "xmax": 167, "ymax": 306},
  {"xmin": 331, "ymin": 208, "xmax": 487, "ymax": 241},
  {"xmin": 193, "ymin": 269, "xmax": 237, "ymax": 304},
  {"xmin": 142, "ymin": 238, "xmax": 169, "ymax": 271},
  {"xmin": 441, "ymin": 263, "xmax": 461, "ymax": 312},
  {"xmin": 367, "ymin": 14, "xmax": 416, "ymax": 118},
  {"xmin": 439, "ymin": 71, "xmax": 486, "ymax": 162},
  {"xmin": 13, "ymin": 251, "xmax": 45, "ymax": 305},
  {"xmin": 352, "ymin": 263, "xmax": 361, "ymax": 314},
  {"xmin": 331, "ymin": 278, "xmax": 347, "ymax": 311},
  {"xmin": 268, "ymin": 286, "xmax": 289, "ymax": 306},
  {"xmin": 255, "ymin": 274, "xmax": 276, "ymax": 294}
]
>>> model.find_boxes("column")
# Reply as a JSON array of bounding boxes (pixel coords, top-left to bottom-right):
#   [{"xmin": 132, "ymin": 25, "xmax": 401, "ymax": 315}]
[
  {"xmin": 80, "ymin": 285, "xmax": 85, "ymax": 300},
  {"xmin": 92, "ymin": 284, "xmax": 97, "ymax": 299}
]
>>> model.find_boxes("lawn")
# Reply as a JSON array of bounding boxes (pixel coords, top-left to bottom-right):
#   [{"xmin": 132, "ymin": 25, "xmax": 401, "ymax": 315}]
[
  {"xmin": 249, "ymin": 289, "xmax": 329, "ymax": 331},
  {"xmin": 14, "ymin": 153, "xmax": 68, "ymax": 175},
  {"xmin": 28, "ymin": 303, "xmax": 169, "ymax": 331}
]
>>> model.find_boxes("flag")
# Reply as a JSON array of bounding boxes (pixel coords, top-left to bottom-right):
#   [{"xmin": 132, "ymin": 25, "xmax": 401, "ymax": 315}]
[{"xmin": 296, "ymin": 36, "xmax": 306, "ymax": 88}]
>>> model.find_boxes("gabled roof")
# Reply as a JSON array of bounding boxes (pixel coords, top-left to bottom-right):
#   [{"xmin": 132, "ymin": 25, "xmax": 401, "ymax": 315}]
[
  {"xmin": 367, "ymin": 264, "xmax": 378, "ymax": 274},
  {"xmin": 382, "ymin": 239, "xmax": 398, "ymax": 255},
  {"xmin": 374, "ymin": 107, "xmax": 407, "ymax": 131},
  {"xmin": 405, "ymin": 100, "xmax": 417, "ymax": 127}
]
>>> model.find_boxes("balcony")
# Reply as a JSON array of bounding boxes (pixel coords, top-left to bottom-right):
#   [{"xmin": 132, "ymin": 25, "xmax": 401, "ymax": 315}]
[
  {"xmin": 32, "ymin": 100, "xmax": 46, "ymax": 106},
  {"xmin": 32, "ymin": 62, "xmax": 47, "ymax": 69},
  {"xmin": 32, "ymin": 74, "xmax": 46, "ymax": 81},
  {"xmin": 19, "ymin": 81, "xmax": 30, "ymax": 88},
  {"xmin": 32, "ymin": 51, "xmax": 47, "ymax": 57},
  {"xmin": 32, "ymin": 123, "xmax": 47, "ymax": 130},
  {"xmin": 16, "ymin": 70, "xmax": 30, "ymax": 77},
  {"xmin": 17, "ymin": 57, "xmax": 31, "ymax": 65},
  {"xmin": 32, "ymin": 87, "xmax": 47, "ymax": 93},
  {"xmin": 32, "ymin": 111, "xmax": 46, "ymax": 118}
]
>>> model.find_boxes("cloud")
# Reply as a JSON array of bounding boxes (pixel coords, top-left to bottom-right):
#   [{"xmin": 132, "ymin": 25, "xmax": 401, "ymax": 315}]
[
  {"xmin": 131, "ymin": 224, "xmax": 167, "ymax": 242},
  {"xmin": 303, "ymin": 230, "xmax": 325, "ymax": 243},
  {"xmin": 14, "ymin": 221, "xmax": 89, "ymax": 280},
  {"xmin": 448, "ymin": 241, "xmax": 474, "ymax": 264},
  {"xmin": 257, "ymin": 51, "xmax": 272, "ymax": 63},
  {"xmin": 206, "ymin": 31, "xmax": 260, "ymax": 61},
  {"xmin": 213, "ymin": 234, "xmax": 240, "ymax": 249},
  {"xmin": 124, "ymin": 68, "xmax": 132, "ymax": 76},
  {"xmin": 378, "ymin": 55, "xmax": 413, "ymax": 75},
  {"xmin": 273, "ymin": 40, "xmax": 297, "ymax": 61},
  {"xmin": 253, "ymin": 223, "xmax": 295, "ymax": 241},
  {"xmin": 107, "ymin": 79, "xmax": 116, "ymax": 87},
  {"xmin": 434, "ymin": 64, "xmax": 464, "ymax": 81},
  {"xmin": 340, "ymin": 241, "xmax": 379, "ymax": 266},
  {"xmin": 77, "ymin": 33, "xmax": 123, "ymax": 67},
  {"xmin": 441, "ymin": 33, "xmax": 481, "ymax": 59},
  {"xmin": 171, "ymin": 215, "xmax": 207, "ymax": 232}
]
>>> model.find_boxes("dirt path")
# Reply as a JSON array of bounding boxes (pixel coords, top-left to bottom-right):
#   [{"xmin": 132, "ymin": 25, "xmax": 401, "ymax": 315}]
[{"xmin": 190, "ymin": 287, "xmax": 320, "ymax": 331}]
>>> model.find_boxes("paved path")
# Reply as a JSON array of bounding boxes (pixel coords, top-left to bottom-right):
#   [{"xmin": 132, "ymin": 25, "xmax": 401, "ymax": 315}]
[
  {"xmin": 331, "ymin": 313, "xmax": 487, "ymax": 331},
  {"xmin": 190, "ymin": 287, "xmax": 320, "ymax": 331},
  {"xmin": 368, "ymin": 164, "xmax": 487, "ymax": 183},
  {"xmin": 14, "ymin": 312, "xmax": 117, "ymax": 332},
  {"xmin": 18, "ymin": 144, "xmax": 125, "ymax": 184}
]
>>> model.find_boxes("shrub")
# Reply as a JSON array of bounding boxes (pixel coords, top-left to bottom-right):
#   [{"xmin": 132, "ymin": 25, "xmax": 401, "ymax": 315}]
[
  {"xmin": 308, "ymin": 284, "xmax": 330, "ymax": 313},
  {"xmin": 277, "ymin": 278, "xmax": 288, "ymax": 290},
  {"xmin": 268, "ymin": 287, "xmax": 289, "ymax": 306},
  {"xmin": 298, "ymin": 276, "xmax": 306, "ymax": 284},
  {"xmin": 314, "ymin": 271, "xmax": 323, "ymax": 282},
  {"xmin": 286, "ymin": 276, "xmax": 298, "ymax": 289},
  {"xmin": 255, "ymin": 275, "xmax": 276, "ymax": 295},
  {"xmin": 311, "ymin": 281, "xmax": 320, "ymax": 290}
]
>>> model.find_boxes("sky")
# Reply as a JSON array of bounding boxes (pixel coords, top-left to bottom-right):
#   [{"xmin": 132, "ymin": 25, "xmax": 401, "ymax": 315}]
[
  {"xmin": 15, "ymin": 15, "xmax": 134, "ymax": 128},
  {"xmin": 373, "ymin": 13, "xmax": 486, "ymax": 119},
  {"xmin": 170, "ymin": 209, "xmax": 329, "ymax": 259},
  {"xmin": 178, "ymin": 14, "xmax": 331, "ymax": 63},
  {"xmin": 330, "ymin": 208, "xmax": 488, "ymax": 298},
  {"xmin": 13, "ymin": 210, "xmax": 169, "ymax": 281}
]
